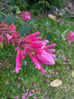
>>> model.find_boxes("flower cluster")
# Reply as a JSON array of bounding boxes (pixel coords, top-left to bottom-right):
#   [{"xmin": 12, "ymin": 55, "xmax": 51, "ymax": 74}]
[
  {"xmin": 67, "ymin": 32, "xmax": 74, "ymax": 42},
  {"xmin": 15, "ymin": 32, "xmax": 56, "ymax": 73},
  {"xmin": 0, "ymin": 21, "xmax": 20, "ymax": 45},
  {"xmin": 0, "ymin": 21, "xmax": 56, "ymax": 74},
  {"xmin": 21, "ymin": 11, "xmax": 31, "ymax": 21}
]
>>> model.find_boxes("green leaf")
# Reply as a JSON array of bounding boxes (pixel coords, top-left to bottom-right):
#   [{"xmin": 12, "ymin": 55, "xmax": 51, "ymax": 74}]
[
  {"xmin": 0, "ymin": 14, "xmax": 4, "ymax": 22},
  {"xmin": 46, "ymin": 33, "xmax": 61, "ymax": 41},
  {"xmin": 46, "ymin": 33, "xmax": 52, "ymax": 41},
  {"xmin": 54, "ymin": 58, "xmax": 62, "ymax": 65},
  {"xmin": 7, "ymin": 0, "xmax": 15, "ymax": 4},
  {"xmin": 3, "ymin": 15, "xmax": 16, "ymax": 23},
  {"xmin": 54, "ymin": 58, "xmax": 59, "ymax": 62},
  {"xmin": 19, "ymin": 25, "xmax": 31, "ymax": 35},
  {"xmin": 30, "ymin": 18, "xmax": 36, "ymax": 23},
  {"xmin": 1, "ymin": 8, "xmax": 7, "ymax": 13},
  {"xmin": 55, "ymin": 34, "xmax": 61, "ymax": 40},
  {"xmin": 0, "ymin": 14, "xmax": 3, "ymax": 19}
]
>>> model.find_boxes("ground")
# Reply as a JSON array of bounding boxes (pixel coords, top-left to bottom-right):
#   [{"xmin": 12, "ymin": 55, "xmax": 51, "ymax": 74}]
[{"xmin": 0, "ymin": 14, "xmax": 74, "ymax": 99}]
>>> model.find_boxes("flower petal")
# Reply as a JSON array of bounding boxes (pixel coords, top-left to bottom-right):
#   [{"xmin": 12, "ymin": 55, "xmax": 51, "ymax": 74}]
[{"xmin": 15, "ymin": 49, "xmax": 22, "ymax": 73}]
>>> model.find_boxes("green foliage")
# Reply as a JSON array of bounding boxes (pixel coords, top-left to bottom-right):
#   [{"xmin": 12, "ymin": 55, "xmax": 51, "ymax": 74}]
[
  {"xmin": 46, "ymin": 33, "xmax": 52, "ymax": 41},
  {"xmin": 0, "ymin": 0, "xmax": 74, "ymax": 98},
  {"xmin": 46, "ymin": 33, "xmax": 61, "ymax": 42},
  {"xmin": 7, "ymin": 0, "xmax": 29, "ymax": 10},
  {"xmin": 9, "ymin": 5, "xmax": 20, "ymax": 14},
  {"xmin": 2, "ymin": 15, "xmax": 16, "ymax": 23},
  {"xmin": 0, "ymin": 14, "xmax": 74, "ymax": 99},
  {"xmin": 1, "ymin": 7, "xmax": 7, "ymax": 14},
  {"xmin": 38, "ymin": 0, "xmax": 50, "ymax": 7},
  {"xmin": 31, "ymin": 2, "xmax": 44, "ymax": 15},
  {"xmin": 30, "ymin": 18, "xmax": 36, "ymax": 23},
  {"xmin": 19, "ymin": 25, "xmax": 31, "ymax": 35},
  {"xmin": 38, "ymin": 0, "xmax": 66, "ymax": 8},
  {"xmin": 49, "ymin": 0, "xmax": 66, "ymax": 8},
  {"xmin": 0, "ymin": 14, "xmax": 3, "ymax": 21}
]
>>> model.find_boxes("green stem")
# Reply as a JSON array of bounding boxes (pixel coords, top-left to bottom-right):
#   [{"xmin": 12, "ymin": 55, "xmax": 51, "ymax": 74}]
[{"xmin": 0, "ymin": 11, "xmax": 7, "ymax": 17}]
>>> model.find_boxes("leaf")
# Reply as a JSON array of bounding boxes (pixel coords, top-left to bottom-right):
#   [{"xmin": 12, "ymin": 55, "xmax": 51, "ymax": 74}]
[
  {"xmin": 71, "ymin": 71, "xmax": 74, "ymax": 78},
  {"xmin": 55, "ymin": 34, "xmax": 61, "ymax": 40},
  {"xmin": 46, "ymin": 33, "xmax": 56, "ymax": 41},
  {"xmin": 48, "ymin": 14, "xmax": 64, "ymax": 24},
  {"xmin": 54, "ymin": 58, "xmax": 59, "ymax": 62},
  {"xmin": 30, "ymin": 18, "xmax": 36, "ymax": 23},
  {"xmin": 1, "ymin": 7, "xmax": 7, "ymax": 13},
  {"xmin": 7, "ymin": 0, "xmax": 15, "ymax": 4},
  {"xmin": 46, "ymin": 33, "xmax": 52, "ymax": 41},
  {"xmin": 48, "ymin": 14, "xmax": 56, "ymax": 20},
  {"xmin": 44, "ymin": 33, "xmax": 61, "ymax": 42},
  {"xmin": 54, "ymin": 58, "xmax": 62, "ymax": 65},
  {"xmin": 19, "ymin": 25, "xmax": 31, "ymax": 35},
  {"xmin": 0, "ymin": 42, "xmax": 3, "ymax": 48},
  {"xmin": 3, "ymin": 15, "xmax": 16, "ymax": 23},
  {"xmin": 0, "ymin": 14, "xmax": 3, "ymax": 20},
  {"xmin": 50, "ymin": 79, "xmax": 62, "ymax": 87},
  {"xmin": 0, "ymin": 14, "xmax": 4, "ymax": 22}
]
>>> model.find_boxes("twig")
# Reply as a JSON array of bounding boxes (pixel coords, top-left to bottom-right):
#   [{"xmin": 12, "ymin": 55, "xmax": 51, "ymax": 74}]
[
  {"xmin": 0, "ymin": 51, "xmax": 15, "ymax": 70},
  {"xmin": 0, "ymin": 11, "xmax": 7, "ymax": 17},
  {"xmin": 35, "ymin": 14, "xmax": 48, "ymax": 19},
  {"xmin": 36, "ymin": 26, "xmax": 58, "ymax": 34}
]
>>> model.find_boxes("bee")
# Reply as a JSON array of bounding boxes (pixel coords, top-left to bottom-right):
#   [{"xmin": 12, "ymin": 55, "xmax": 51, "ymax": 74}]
[{"xmin": 31, "ymin": 48, "xmax": 35, "ymax": 56}]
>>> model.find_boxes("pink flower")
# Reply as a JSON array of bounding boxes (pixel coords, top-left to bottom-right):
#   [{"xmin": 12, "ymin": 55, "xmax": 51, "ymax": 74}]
[
  {"xmin": 0, "ymin": 21, "xmax": 20, "ymax": 45},
  {"xmin": 36, "ymin": 50, "xmax": 55, "ymax": 65},
  {"xmin": 33, "ymin": 83, "xmax": 36, "ymax": 87},
  {"xmin": 5, "ymin": 80, "xmax": 9, "ymax": 85},
  {"xmin": 8, "ymin": 23, "xmax": 16, "ymax": 33},
  {"xmin": 14, "ymin": 32, "xmax": 56, "ymax": 74},
  {"xmin": 21, "ymin": 11, "xmax": 31, "ymax": 21},
  {"xmin": 46, "ymin": 75, "xmax": 49, "ymax": 78},
  {"xmin": 27, "ymin": 51, "xmax": 45, "ymax": 74},
  {"xmin": 28, "ymin": 41, "xmax": 56, "ymax": 73},
  {"xmin": 15, "ymin": 49, "xmax": 22, "ymax": 73},
  {"xmin": 16, "ymin": 95, "xmax": 19, "ymax": 99},
  {"xmin": 15, "ymin": 47, "xmax": 28, "ymax": 73},
  {"xmin": 35, "ymin": 88, "xmax": 38, "ymax": 91},
  {"xmin": 28, "ymin": 91, "xmax": 33, "ymax": 96},
  {"xmin": 62, "ymin": 55, "xmax": 66, "ymax": 60},
  {"xmin": 18, "ymin": 77, "xmax": 21, "ymax": 80},
  {"xmin": 34, "ymin": 97, "xmax": 38, "ymax": 99},
  {"xmin": 56, "ymin": 72, "xmax": 59, "ymax": 75},
  {"xmin": 46, "ymin": 79, "xmax": 49, "ymax": 82},
  {"xmin": 14, "ymin": 32, "xmax": 41, "ymax": 73},
  {"xmin": 0, "ymin": 21, "xmax": 56, "ymax": 74},
  {"xmin": 26, "ymin": 89, "xmax": 29, "ymax": 92},
  {"xmin": 67, "ymin": 32, "xmax": 74, "ymax": 42},
  {"xmin": 10, "ymin": 31, "xmax": 21, "ymax": 45},
  {"xmin": 63, "ymin": 62, "xmax": 67, "ymax": 64},
  {"xmin": 22, "ymin": 96, "xmax": 28, "ymax": 99},
  {"xmin": 56, "ymin": 67, "xmax": 59, "ymax": 70},
  {"xmin": 31, "ymin": 90, "xmax": 35, "ymax": 93},
  {"xmin": 0, "ymin": 21, "xmax": 8, "ymax": 27},
  {"xmin": 23, "ymin": 92, "xmax": 28, "ymax": 97},
  {"xmin": 50, "ymin": 72, "xmax": 52, "ymax": 77},
  {"xmin": 18, "ymin": 84, "xmax": 21, "ymax": 88},
  {"xmin": 22, "ymin": 96, "xmax": 26, "ymax": 99},
  {"xmin": 6, "ymin": 34, "xmax": 12, "ymax": 43}
]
